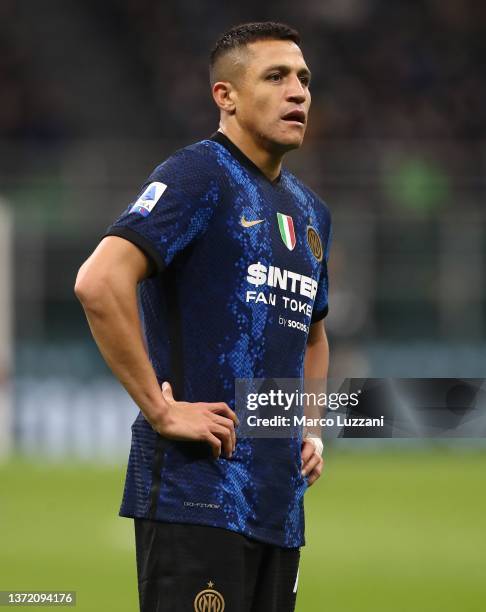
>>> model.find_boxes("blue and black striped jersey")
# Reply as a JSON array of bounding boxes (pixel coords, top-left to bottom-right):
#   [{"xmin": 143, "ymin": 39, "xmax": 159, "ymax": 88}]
[{"xmin": 105, "ymin": 131, "xmax": 332, "ymax": 547}]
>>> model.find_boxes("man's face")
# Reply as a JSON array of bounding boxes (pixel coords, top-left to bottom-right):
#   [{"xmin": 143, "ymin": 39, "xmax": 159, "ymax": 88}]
[{"xmin": 234, "ymin": 39, "xmax": 311, "ymax": 152}]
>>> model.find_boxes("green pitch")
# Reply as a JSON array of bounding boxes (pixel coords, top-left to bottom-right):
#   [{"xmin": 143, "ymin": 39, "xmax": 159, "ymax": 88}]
[{"xmin": 1, "ymin": 446, "xmax": 485, "ymax": 611}]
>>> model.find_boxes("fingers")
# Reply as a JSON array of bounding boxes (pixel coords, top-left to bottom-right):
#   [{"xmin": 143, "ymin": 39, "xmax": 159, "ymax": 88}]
[
  {"xmin": 203, "ymin": 425, "xmax": 232, "ymax": 459},
  {"xmin": 210, "ymin": 423, "xmax": 234, "ymax": 458},
  {"xmin": 208, "ymin": 402, "xmax": 240, "ymax": 426},
  {"xmin": 207, "ymin": 404, "xmax": 238, "ymax": 458},
  {"xmin": 302, "ymin": 452, "xmax": 321, "ymax": 477},
  {"xmin": 306, "ymin": 458, "xmax": 324, "ymax": 486},
  {"xmin": 204, "ymin": 432, "xmax": 222, "ymax": 459},
  {"xmin": 211, "ymin": 414, "xmax": 236, "ymax": 453},
  {"xmin": 161, "ymin": 393, "xmax": 238, "ymax": 459},
  {"xmin": 301, "ymin": 438, "xmax": 316, "ymax": 465},
  {"xmin": 161, "ymin": 381, "xmax": 175, "ymax": 403},
  {"xmin": 301, "ymin": 437, "xmax": 325, "ymax": 486}
]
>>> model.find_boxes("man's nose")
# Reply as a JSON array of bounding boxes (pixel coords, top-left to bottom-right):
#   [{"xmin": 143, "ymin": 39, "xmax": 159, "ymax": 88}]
[{"xmin": 286, "ymin": 76, "xmax": 307, "ymax": 103}]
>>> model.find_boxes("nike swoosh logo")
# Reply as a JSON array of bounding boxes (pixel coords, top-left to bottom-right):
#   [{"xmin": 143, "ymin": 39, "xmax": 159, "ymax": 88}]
[{"xmin": 241, "ymin": 216, "xmax": 264, "ymax": 228}]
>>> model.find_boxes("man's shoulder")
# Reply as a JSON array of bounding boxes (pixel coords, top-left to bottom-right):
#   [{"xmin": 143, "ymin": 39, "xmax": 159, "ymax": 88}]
[
  {"xmin": 173, "ymin": 138, "xmax": 221, "ymax": 161},
  {"xmin": 150, "ymin": 139, "xmax": 219, "ymax": 174},
  {"xmin": 282, "ymin": 169, "xmax": 331, "ymax": 222}
]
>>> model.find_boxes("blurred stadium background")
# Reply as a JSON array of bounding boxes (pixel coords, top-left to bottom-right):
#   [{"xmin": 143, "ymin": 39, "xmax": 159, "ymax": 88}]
[{"xmin": 1, "ymin": 1, "xmax": 485, "ymax": 610}]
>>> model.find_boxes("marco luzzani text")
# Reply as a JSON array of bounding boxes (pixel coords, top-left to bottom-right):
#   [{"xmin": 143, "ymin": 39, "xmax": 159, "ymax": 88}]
[{"xmin": 245, "ymin": 390, "xmax": 385, "ymax": 428}]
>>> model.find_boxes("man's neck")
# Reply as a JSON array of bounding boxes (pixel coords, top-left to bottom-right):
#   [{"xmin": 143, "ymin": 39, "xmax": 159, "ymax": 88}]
[{"xmin": 218, "ymin": 125, "xmax": 283, "ymax": 182}]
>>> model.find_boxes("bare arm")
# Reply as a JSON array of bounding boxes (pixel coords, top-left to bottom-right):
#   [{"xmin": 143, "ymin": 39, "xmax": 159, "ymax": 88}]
[
  {"xmin": 74, "ymin": 236, "xmax": 237, "ymax": 458},
  {"xmin": 304, "ymin": 319, "xmax": 329, "ymax": 379},
  {"xmin": 301, "ymin": 320, "xmax": 329, "ymax": 485},
  {"xmin": 304, "ymin": 320, "xmax": 329, "ymax": 435}
]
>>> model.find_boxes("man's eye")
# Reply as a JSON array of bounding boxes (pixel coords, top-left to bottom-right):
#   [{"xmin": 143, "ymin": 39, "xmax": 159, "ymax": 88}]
[
  {"xmin": 300, "ymin": 76, "xmax": 310, "ymax": 86},
  {"xmin": 268, "ymin": 73, "xmax": 282, "ymax": 82}
]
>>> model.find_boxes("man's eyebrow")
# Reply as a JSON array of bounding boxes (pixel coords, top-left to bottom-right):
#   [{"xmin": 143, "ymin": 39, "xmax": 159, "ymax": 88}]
[{"xmin": 262, "ymin": 64, "xmax": 312, "ymax": 78}]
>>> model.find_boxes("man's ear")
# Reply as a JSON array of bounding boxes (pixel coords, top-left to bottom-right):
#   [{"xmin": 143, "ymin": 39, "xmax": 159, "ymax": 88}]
[{"xmin": 212, "ymin": 81, "xmax": 237, "ymax": 115}]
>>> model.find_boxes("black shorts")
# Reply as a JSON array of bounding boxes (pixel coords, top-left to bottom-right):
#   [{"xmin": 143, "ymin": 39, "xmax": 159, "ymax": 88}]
[{"xmin": 134, "ymin": 519, "xmax": 300, "ymax": 612}]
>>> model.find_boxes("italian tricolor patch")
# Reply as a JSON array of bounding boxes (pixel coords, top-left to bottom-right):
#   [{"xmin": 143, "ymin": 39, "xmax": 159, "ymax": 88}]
[{"xmin": 277, "ymin": 212, "xmax": 296, "ymax": 250}]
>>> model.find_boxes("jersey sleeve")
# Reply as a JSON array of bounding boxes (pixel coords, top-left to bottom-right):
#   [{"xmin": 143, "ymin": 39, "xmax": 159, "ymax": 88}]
[
  {"xmin": 311, "ymin": 213, "xmax": 332, "ymax": 323},
  {"xmin": 103, "ymin": 147, "xmax": 220, "ymax": 275}
]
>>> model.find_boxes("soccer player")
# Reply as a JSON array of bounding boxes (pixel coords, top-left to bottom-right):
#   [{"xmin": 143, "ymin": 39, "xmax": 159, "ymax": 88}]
[{"xmin": 75, "ymin": 21, "xmax": 331, "ymax": 612}]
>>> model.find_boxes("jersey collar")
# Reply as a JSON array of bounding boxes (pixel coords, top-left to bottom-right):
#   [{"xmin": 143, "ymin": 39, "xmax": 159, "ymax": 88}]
[{"xmin": 210, "ymin": 131, "xmax": 281, "ymax": 185}]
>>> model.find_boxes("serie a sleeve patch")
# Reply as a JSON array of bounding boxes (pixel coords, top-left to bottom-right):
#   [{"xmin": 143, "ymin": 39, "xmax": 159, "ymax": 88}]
[{"xmin": 129, "ymin": 181, "xmax": 167, "ymax": 217}]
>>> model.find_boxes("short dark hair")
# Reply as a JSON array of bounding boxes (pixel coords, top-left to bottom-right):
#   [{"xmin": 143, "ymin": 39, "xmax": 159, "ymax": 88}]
[{"xmin": 209, "ymin": 21, "xmax": 301, "ymax": 75}]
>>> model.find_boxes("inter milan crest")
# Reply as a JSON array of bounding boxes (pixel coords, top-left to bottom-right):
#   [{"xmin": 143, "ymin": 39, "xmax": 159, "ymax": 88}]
[
  {"xmin": 193, "ymin": 581, "xmax": 225, "ymax": 611},
  {"xmin": 307, "ymin": 225, "xmax": 323, "ymax": 261},
  {"xmin": 277, "ymin": 212, "xmax": 296, "ymax": 250}
]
